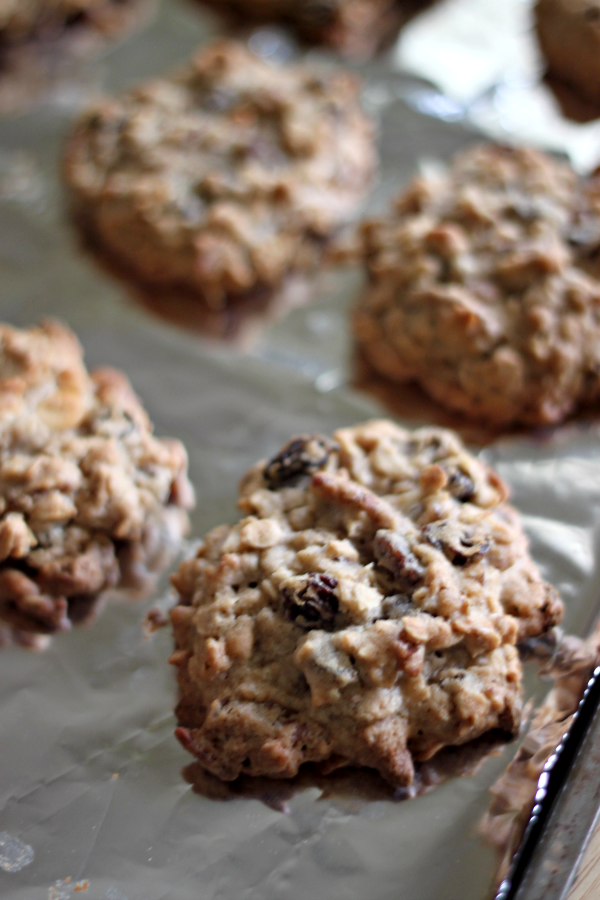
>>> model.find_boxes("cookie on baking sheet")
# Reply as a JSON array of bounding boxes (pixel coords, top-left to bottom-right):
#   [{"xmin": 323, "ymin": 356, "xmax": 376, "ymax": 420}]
[
  {"xmin": 196, "ymin": 0, "xmax": 433, "ymax": 60},
  {"xmin": 63, "ymin": 39, "xmax": 376, "ymax": 309},
  {"xmin": 0, "ymin": 320, "xmax": 194, "ymax": 648},
  {"xmin": 170, "ymin": 420, "xmax": 561, "ymax": 785},
  {"xmin": 535, "ymin": 0, "xmax": 600, "ymax": 112},
  {"xmin": 354, "ymin": 144, "xmax": 600, "ymax": 428}
]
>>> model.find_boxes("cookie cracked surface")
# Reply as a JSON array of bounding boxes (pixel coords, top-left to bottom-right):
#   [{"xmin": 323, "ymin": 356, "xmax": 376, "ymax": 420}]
[
  {"xmin": 0, "ymin": 320, "xmax": 194, "ymax": 646},
  {"xmin": 171, "ymin": 419, "xmax": 562, "ymax": 785},
  {"xmin": 63, "ymin": 39, "xmax": 376, "ymax": 308},
  {"xmin": 355, "ymin": 144, "xmax": 600, "ymax": 427}
]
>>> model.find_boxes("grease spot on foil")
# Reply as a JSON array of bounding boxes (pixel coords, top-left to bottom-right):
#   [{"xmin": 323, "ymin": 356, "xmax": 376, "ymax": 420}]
[
  {"xmin": 102, "ymin": 888, "xmax": 128, "ymax": 900},
  {"xmin": 0, "ymin": 832, "xmax": 34, "ymax": 872},
  {"xmin": 49, "ymin": 877, "xmax": 92, "ymax": 898},
  {"xmin": 0, "ymin": 151, "xmax": 45, "ymax": 210},
  {"xmin": 49, "ymin": 878, "xmax": 74, "ymax": 900}
]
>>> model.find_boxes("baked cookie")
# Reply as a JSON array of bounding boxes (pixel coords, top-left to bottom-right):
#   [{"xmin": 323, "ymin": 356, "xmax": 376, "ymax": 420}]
[
  {"xmin": 0, "ymin": 0, "xmax": 148, "ymax": 46},
  {"xmin": 355, "ymin": 144, "xmax": 600, "ymax": 428},
  {"xmin": 170, "ymin": 420, "xmax": 562, "ymax": 785},
  {"xmin": 535, "ymin": 0, "xmax": 600, "ymax": 111},
  {"xmin": 195, "ymin": 0, "xmax": 433, "ymax": 60},
  {"xmin": 63, "ymin": 40, "xmax": 376, "ymax": 309},
  {"xmin": 0, "ymin": 320, "xmax": 194, "ymax": 647}
]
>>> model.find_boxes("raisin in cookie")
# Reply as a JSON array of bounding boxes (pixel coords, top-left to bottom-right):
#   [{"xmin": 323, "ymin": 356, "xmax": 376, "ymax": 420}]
[
  {"xmin": 170, "ymin": 420, "xmax": 561, "ymax": 786},
  {"xmin": 535, "ymin": 0, "xmax": 600, "ymax": 112},
  {"xmin": 355, "ymin": 144, "xmax": 600, "ymax": 428},
  {"xmin": 196, "ymin": 0, "xmax": 432, "ymax": 60},
  {"xmin": 0, "ymin": 320, "xmax": 194, "ymax": 647},
  {"xmin": 63, "ymin": 40, "xmax": 376, "ymax": 309}
]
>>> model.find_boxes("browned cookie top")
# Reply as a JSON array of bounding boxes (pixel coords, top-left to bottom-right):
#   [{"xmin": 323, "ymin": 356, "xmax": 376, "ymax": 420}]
[
  {"xmin": 171, "ymin": 420, "xmax": 561, "ymax": 785},
  {"xmin": 355, "ymin": 144, "xmax": 600, "ymax": 427},
  {"xmin": 63, "ymin": 40, "xmax": 376, "ymax": 307},
  {"xmin": 0, "ymin": 320, "xmax": 194, "ymax": 642}
]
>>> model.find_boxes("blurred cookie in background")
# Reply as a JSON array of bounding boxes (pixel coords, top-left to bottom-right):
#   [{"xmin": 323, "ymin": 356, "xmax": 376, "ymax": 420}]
[
  {"xmin": 535, "ymin": 0, "xmax": 600, "ymax": 121},
  {"xmin": 0, "ymin": 0, "xmax": 154, "ymax": 115},
  {"xmin": 354, "ymin": 144, "xmax": 600, "ymax": 428},
  {"xmin": 0, "ymin": 0, "xmax": 149, "ymax": 44},
  {"xmin": 63, "ymin": 39, "xmax": 376, "ymax": 310},
  {"xmin": 193, "ymin": 0, "xmax": 437, "ymax": 60}
]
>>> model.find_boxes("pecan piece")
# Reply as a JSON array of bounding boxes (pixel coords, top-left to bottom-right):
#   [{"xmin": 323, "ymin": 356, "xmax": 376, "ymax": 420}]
[
  {"xmin": 423, "ymin": 519, "xmax": 490, "ymax": 565},
  {"xmin": 281, "ymin": 573, "xmax": 339, "ymax": 630},
  {"xmin": 263, "ymin": 434, "xmax": 337, "ymax": 490},
  {"xmin": 373, "ymin": 529, "xmax": 425, "ymax": 592},
  {"xmin": 311, "ymin": 473, "xmax": 400, "ymax": 531}
]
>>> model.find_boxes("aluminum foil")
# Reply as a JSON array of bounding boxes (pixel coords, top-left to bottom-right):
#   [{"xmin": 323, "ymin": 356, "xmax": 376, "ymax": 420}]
[
  {"xmin": 1, "ymin": 2, "xmax": 600, "ymax": 899},
  {"xmin": 394, "ymin": 0, "xmax": 600, "ymax": 173}
]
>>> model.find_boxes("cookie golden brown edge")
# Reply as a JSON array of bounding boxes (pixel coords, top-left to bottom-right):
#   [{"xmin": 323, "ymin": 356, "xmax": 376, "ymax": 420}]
[{"xmin": 171, "ymin": 420, "xmax": 561, "ymax": 785}]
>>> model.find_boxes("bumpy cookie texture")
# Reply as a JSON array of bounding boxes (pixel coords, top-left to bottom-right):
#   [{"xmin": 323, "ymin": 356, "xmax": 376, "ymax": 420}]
[
  {"xmin": 197, "ymin": 0, "xmax": 432, "ymax": 60},
  {"xmin": 0, "ymin": 320, "xmax": 194, "ymax": 645},
  {"xmin": 0, "ymin": 0, "xmax": 147, "ymax": 45},
  {"xmin": 355, "ymin": 144, "xmax": 600, "ymax": 427},
  {"xmin": 535, "ymin": 0, "xmax": 600, "ymax": 110},
  {"xmin": 171, "ymin": 420, "xmax": 562, "ymax": 785},
  {"xmin": 63, "ymin": 40, "xmax": 375, "ymax": 308}
]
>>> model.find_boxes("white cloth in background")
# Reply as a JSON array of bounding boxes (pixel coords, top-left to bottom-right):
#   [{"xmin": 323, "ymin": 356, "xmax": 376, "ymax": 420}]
[{"xmin": 394, "ymin": 0, "xmax": 600, "ymax": 173}]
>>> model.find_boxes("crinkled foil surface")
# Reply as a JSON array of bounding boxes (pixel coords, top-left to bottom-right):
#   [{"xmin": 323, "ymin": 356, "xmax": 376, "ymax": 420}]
[
  {"xmin": 1, "ymin": 2, "xmax": 600, "ymax": 899},
  {"xmin": 394, "ymin": 0, "xmax": 600, "ymax": 173}
]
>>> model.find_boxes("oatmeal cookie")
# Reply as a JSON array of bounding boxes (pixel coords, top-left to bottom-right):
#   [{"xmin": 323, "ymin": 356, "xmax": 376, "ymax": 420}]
[
  {"xmin": 535, "ymin": 0, "xmax": 600, "ymax": 111},
  {"xmin": 195, "ymin": 0, "xmax": 433, "ymax": 60},
  {"xmin": 355, "ymin": 144, "xmax": 600, "ymax": 427},
  {"xmin": 0, "ymin": 320, "xmax": 194, "ymax": 646},
  {"xmin": 63, "ymin": 40, "xmax": 376, "ymax": 309},
  {"xmin": 170, "ymin": 420, "xmax": 562, "ymax": 785}
]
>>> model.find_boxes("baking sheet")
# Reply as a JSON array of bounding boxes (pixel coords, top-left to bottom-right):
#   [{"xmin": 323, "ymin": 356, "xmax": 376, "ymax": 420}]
[{"xmin": 1, "ymin": 2, "xmax": 600, "ymax": 899}]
